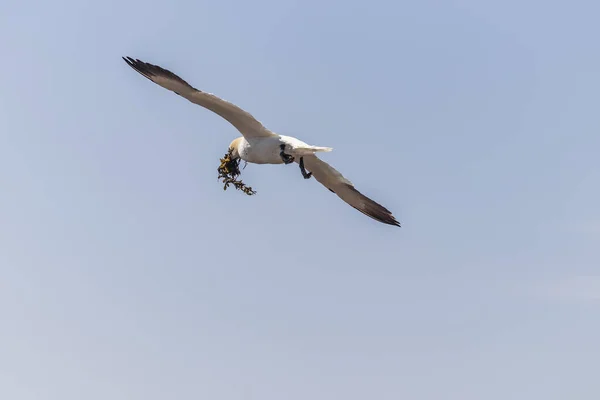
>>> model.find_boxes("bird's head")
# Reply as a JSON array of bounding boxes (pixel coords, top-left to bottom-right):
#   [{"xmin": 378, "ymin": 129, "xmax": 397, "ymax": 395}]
[
  {"xmin": 228, "ymin": 137, "xmax": 244, "ymax": 159},
  {"xmin": 218, "ymin": 137, "xmax": 256, "ymax": 196}
]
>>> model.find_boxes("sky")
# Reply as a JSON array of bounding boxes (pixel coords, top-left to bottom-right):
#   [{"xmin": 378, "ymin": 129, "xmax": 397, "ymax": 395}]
[{"xmin": 1, "ymin": 0, "xmax": 599, "ymax": 398}]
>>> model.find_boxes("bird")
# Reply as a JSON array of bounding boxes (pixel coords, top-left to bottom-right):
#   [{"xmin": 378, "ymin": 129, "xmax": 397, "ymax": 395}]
[{"xmin": 122, "ymin": 56, "xmax": 400, "ymax": 227}]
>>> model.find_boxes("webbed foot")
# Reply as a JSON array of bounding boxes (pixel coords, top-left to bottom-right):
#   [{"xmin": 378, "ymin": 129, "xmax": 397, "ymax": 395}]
[
  {"xmin": 299, "ymin": 157, "xmax": 312, "ymax": 179},
  {"xmin": 279, "ymin": 144, "xmax": 295, "ymax": 164}
]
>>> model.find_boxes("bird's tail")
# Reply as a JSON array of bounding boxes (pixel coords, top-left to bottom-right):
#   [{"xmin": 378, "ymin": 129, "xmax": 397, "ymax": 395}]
[
  {"xmin": 294, "ymin": 144, "xmax": 333, "ymax": 156},
  {"xmin": 308, "ymin": 145, "xmax": 333, "ymax": 152}
]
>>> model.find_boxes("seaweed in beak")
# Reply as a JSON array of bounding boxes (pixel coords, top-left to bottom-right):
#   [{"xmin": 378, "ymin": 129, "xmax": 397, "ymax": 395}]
[{"xmin": 217, "ymin": 149, "xmax": 257, "ymax": 196}]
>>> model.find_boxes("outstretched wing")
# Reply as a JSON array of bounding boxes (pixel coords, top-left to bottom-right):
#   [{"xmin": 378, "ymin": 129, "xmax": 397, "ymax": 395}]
[
  {"xmin": 122, "ymin": 57, "xmax": 275, "ymax": 139},
  {"xmin": 301, "ymin": 155, "xmax": 400, "ymax": 227}
]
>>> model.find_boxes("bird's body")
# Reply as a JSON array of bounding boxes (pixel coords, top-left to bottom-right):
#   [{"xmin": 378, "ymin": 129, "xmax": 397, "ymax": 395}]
[
  {"xmin": 122, "ymin": 56, "xmax": 400, "ymax": 227},
  {"xmin": 232, "ymin": 135, "xmax": 332, "ymax": 165}
]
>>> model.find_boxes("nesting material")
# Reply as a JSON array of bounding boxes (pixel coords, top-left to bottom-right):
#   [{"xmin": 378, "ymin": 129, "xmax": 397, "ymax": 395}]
[{"xmin": 217, "ymin": 149, "xmax": 257, "ymax": 196}]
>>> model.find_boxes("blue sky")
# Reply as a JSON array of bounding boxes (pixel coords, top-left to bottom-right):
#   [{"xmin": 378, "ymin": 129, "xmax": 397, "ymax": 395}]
[{"xmin": 1, "ymin": 0, "xmax": 599, "ymax": 398}]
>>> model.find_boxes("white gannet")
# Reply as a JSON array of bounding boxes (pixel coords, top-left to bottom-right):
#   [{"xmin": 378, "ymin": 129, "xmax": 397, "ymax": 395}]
[{"xmin": 122, "ymin": 57, "xmax": 400, "ymax": 227}]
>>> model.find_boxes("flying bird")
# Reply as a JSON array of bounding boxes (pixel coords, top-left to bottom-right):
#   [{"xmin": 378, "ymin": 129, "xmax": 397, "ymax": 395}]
[{"xmin": 122, "ymin": 56, "xmax": 400, "ymax": 227}]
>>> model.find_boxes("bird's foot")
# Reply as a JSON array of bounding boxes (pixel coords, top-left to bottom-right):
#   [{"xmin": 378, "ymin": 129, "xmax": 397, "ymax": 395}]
[
  {"xmin": 279, "ymin": 144, "xmax": 295, "ymax": 164},
  {"xmin": 299, "ymin": 157, "xmax": 312, "ymax": 179}
]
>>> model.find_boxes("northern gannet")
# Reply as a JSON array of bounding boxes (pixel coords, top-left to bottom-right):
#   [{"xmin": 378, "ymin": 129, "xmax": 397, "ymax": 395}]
[{"xmin": 122, "ymin": 57, "xmax": 400, "ymax": 227}]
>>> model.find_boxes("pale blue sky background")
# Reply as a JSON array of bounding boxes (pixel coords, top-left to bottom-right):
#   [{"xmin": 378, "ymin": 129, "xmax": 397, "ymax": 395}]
[{"xmin": 1, "ymin": 0, "xmax": 599, "ymax": 399}]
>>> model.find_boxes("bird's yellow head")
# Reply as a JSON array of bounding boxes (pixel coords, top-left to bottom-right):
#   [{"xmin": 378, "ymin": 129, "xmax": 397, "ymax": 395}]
[
  {"xmin": 228, "ymin": 137, "xmax": 244, "ymax": 159},
  {"xmin": 217, "ymin": 137, "xmax": 256, "ymax": 196}
]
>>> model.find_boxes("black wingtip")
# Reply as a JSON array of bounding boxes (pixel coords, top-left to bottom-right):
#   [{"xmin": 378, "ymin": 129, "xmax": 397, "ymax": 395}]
[
  {"xmin": 384, "ymin": 216, "xmax": 402, "ymax": 227},
  {"xmin": 345, "ymin": 185, "xmax": 401, "ymax": 227},
  {"xmin": 122, "ymin": 56, "xmax": 154, "ymax": 81},
  {"xmin": 122, "ymin": 56, "xmax": 136, "ymax": 67},
  {"xmin": 122, "ymin": 56, "xmax": 195, "ymax": 89}
]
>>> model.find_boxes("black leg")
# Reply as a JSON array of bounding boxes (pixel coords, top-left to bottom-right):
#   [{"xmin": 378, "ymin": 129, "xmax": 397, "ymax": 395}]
[
  {"xmin": 279, "ymin": 144, "xmax": 295, "ymax": 164},
  {"xmin": 299, "ymin": 157, "xmax": 312, "ymax": 179}
]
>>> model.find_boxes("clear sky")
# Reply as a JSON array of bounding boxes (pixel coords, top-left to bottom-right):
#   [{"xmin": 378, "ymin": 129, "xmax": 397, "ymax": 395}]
[{"xmin": 1, "ymin": 0, "xmax": 599, "ymax": 399}]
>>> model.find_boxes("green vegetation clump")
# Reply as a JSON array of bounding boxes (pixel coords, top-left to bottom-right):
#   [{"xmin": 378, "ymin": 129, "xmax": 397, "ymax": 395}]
[{"xmin": 217, "ymin": 149, "xmax": 256, "ymax": 196}]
